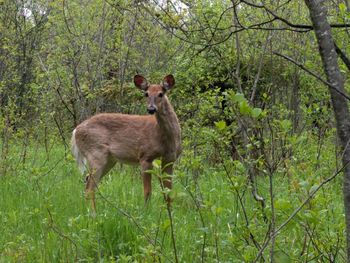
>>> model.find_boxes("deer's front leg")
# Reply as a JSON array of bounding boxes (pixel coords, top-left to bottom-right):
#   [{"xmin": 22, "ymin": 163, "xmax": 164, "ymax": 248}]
[{"xmin": 140, "ymin": 160, "xmax": 153, "ymax": 203}]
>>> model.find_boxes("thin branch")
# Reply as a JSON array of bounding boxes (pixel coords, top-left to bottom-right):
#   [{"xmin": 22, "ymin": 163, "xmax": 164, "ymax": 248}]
[
  {"xmin": 250, "ymin": 32, "xmax": 272, "ymax": 103},
  {"xmin": 334, "ymin": 41, "xmax": 350, "ymax": 72},
  {"xmin": 194, "ymin": 18, "xmax": 276, "ymax": 56},
  {"xmin": 47, "ymin": 208, "xmax": 78, "ymax": 261},
  {"xmin": 240, "ymin": 0, "xmax": 350, "ymax": 30},
  {"xmin": 273, "ymin": 52, "xmax": 350, "ymax": 101},
  {"xmin": 62, "ymin": 0, "xmax": 79, "ymax": 37},
  {"xmin": 253, "ymin": 160, "xmax": 349, "ymax": 262},
  {"xmin": 93, "ymin": 184, "xmax": 175, "ymax": 263}
]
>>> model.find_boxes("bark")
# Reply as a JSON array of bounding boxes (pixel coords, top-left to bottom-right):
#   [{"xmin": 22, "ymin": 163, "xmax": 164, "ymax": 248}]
[{"xmin": 304, "ymin": 0, "xmax": 350, "ymax": 260}]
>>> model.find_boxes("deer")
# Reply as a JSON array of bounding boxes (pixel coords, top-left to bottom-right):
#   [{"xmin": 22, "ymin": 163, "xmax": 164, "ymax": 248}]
[{"xmin": 71, "ymin": 74, "xmax": 181, "ymax": 213}]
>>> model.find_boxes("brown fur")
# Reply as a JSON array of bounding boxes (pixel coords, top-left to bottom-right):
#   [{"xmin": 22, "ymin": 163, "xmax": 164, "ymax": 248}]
[{"xmin": 71, "ymin": 75, "xmax": 181, "ymax": 213}]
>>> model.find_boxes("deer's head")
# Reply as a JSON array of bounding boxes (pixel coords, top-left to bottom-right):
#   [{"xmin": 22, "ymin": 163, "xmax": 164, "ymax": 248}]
[{"xmin": 134, "ymin": 75, "xmax": 175, "ymax": 114}]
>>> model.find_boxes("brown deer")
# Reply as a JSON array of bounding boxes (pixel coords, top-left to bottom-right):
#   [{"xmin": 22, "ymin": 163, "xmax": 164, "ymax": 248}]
[{"xmin": 71, "ymin": 75, "xmax": 181, "ymax": 213}]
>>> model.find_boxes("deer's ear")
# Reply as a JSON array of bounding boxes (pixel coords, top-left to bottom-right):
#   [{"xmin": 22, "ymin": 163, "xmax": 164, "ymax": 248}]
[
  {"xmin": 162, "ymin": 74, "xmax": 175, "ymax": 90},
  {"xmin": 134, "ymin": 75, "xmax": 149, "ymax": 90}
]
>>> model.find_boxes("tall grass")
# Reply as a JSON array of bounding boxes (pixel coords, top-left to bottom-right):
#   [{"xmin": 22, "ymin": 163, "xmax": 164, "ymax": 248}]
[{"xmin": 0, "ymin": 133, "xmax": 346, "ymax": 262}]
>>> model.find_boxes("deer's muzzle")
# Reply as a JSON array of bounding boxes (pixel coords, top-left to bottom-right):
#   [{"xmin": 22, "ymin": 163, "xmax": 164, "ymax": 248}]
[{"xmin": 147, "ymin": 106, "xmax": 157, "ymax": 114}]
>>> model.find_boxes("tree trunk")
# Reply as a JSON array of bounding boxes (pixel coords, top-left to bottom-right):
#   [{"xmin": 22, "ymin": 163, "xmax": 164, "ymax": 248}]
[{"xmin": 304, "ymin": 0, "xmax": 350, "ymax": 260}]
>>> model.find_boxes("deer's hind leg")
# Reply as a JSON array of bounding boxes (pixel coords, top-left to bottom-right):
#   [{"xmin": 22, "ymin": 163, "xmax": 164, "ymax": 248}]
[{"xmin": 85, "ymin": 150, "xmax": 116, "ymax": 214}]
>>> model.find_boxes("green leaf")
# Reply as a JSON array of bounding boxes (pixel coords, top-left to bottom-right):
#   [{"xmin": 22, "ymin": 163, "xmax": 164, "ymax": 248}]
[
  {"xmin": 280, "ymin": 119, "xmax": 292, "ymax": 132},
  {"xmin": 275, "ymin": 199, "xmax": 292, "ymax": 210},
  {"xmin": 232, "ymin": 93, "xmax": 246, "ymax": 103},
  {"xmin": 152, "ymin": 159, "xmax": 162, "ymax": 169},
  {"xmin": 239, "ymin": 100, "xmax": 251, "ymax": 115},
  {"xmin": 251, "ymin": 108, "xmax": 262, "ymax": 118},
  {"xmin": 215, "ymin": 120, "xmax": 226, "ymax": 130},
  {"xmin": 162, "ymin": 219, "xmax": 171, "ymax": 230}
]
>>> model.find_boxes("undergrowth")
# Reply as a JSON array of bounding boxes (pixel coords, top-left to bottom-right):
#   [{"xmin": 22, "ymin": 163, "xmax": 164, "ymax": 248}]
[{"xmin": 0, "ymin": 131, "xmax": 345, "ymax": 262}]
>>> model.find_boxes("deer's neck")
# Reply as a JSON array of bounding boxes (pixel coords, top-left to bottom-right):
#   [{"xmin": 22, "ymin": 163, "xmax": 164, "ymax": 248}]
[{"xmin": 155, "ymin": 96, "xmax": 181, "ymax": 149}]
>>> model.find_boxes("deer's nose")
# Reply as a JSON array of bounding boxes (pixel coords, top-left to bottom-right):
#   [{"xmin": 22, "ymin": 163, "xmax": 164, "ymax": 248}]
[{"xmin": 147, "ymin": 106, "xmax": 157, "ymax": 114}]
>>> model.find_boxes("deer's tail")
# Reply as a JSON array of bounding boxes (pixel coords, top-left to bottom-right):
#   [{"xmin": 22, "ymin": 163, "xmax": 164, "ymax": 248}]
[{"xmin": 71, "ymin": 129, "xmax": 87, "ymax": 174}]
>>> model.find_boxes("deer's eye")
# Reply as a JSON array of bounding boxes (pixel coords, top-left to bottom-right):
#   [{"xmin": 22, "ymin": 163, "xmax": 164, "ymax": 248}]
[
  {"xmin": 158, "ymin": 93, "xmax": 163, "ymax": 98},
  {"xmin": 144, "ymin": 92, "xmax": 149, "ymax": 97}
]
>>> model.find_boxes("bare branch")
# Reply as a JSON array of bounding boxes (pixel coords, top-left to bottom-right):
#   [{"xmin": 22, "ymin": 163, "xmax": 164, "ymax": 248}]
[
  {"xmin": 334, "ymin": 41, "xmax": 350, "ymax": 72},
  {"xmin": 240, "ymin": 0, "xmax": 350, "ymax": 30},
  {"xmin": 253, "ymin": 161, "xmax": 349, "ymax": 262},
  {"xmin": 273, "ymin": 52, "xmax": 350, "ymax": 101}
]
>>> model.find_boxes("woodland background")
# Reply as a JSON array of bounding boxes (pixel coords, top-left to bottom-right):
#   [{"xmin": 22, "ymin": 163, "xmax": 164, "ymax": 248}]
[{"xmin": 1, "ymin": 0, "xmax": 350, "ymax": 262}]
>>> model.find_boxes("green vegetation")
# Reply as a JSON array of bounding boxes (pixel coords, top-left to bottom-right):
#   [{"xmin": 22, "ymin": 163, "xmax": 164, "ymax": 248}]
[
  {"xmin": 1, "ymin": 0, "xmax": 350, "ymax": 261},
  {"xmin": 0, "ymin": 131, "xmax": 346, "ymax": 262}
]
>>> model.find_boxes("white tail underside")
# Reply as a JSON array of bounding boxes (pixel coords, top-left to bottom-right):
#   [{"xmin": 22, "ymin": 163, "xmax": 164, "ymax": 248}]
[{"xmin": 71, "ymin": 129, "xmax": 87, "ymax": 174}]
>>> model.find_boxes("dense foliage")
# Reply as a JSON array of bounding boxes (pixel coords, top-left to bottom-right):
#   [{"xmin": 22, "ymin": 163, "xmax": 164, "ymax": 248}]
[{"xmin": 1, "ymin": 0, "xmax": 349, "ymax": 262}]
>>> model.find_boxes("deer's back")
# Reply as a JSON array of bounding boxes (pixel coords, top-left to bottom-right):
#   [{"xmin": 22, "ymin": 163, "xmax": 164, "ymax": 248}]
[{"xmin": 75, "ymin": 113, "xmax": 163, "ymax": 164}]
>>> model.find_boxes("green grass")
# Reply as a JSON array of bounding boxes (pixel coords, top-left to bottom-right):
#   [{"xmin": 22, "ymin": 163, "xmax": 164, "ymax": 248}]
[{"xmin": 0, "ymin": 133, "xmax": 346, "ymax": 262}]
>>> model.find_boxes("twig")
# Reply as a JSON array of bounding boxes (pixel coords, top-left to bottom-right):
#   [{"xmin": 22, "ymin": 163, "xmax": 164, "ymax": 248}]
[
  {"xmin": 47, "ymin": 208, "xmax": 78, "ymax": 262},
  {"xmin": 240, "ymin": 0, "xmax": 350, "ymax": 30},
  {"xmin": 253, "ymin": 161, "xmax": 349, "ymax": 262},
  {"xmin": 180, "ymin": 181, "xmax": 207, "ymax": 263},
  {"xmin": 95, "ymin": 186, "xmax": 175, "ymax": 263},
  {"xmin": 273, "ymin": 52, "xmax": 350, "ymax": 101},
  {"xmin": 157, "ymin": 168, "xmax": 179, "ymax": 263},
  {"xmin": 334, "ymin": 41, "xmax": 350, "ymax": 72}
]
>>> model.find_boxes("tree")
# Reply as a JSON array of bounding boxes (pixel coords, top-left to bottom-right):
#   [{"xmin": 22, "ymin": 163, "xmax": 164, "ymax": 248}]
[{"xmin": 304, "ymin": 0, "xmax": 350, "ymax": 260}]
